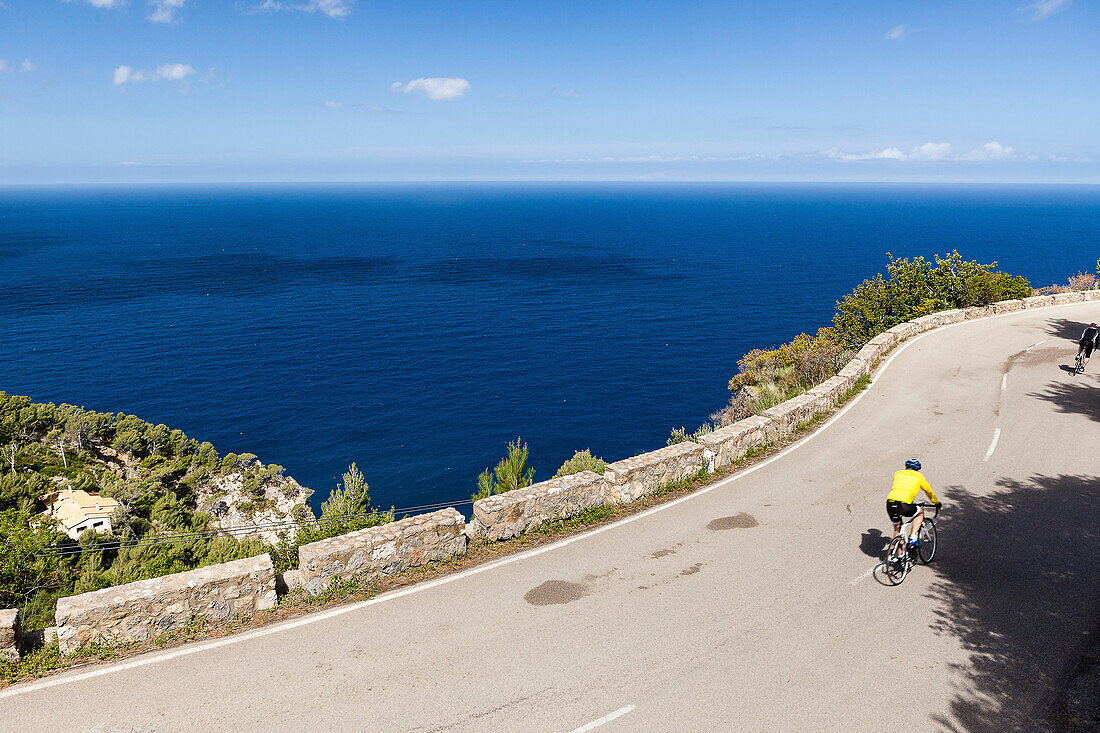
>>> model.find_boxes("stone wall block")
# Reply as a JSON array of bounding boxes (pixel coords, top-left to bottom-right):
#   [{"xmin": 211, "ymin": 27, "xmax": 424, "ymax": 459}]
[
  {"xmin": 1052, "ymin": 291, "xmax": 1084, "ymax": 305},
  {"xmin": 910, "ymin": 314, "xmax": 941, "ymax": 332},
  {"xmin": 696, "ymin": 415, "xmax": 772, "ymax": 470},
  {"xmin": 1, "ymin": 608, "xmax": 20, "ymax": 662},
  {"xmin": 1082, "ymin": 290, "xmax": 1100, "ymax": 302},
  {"xmin": 962, "ymin": 306, "xmax": 987, "ymax": 321},
  {"xmin": 761, "ymin": 395, "xmax": 815, "ymax": 440},
  {"xmin": 297, "ymin": 508, "xmax": 466, "ymax": 595},
  {"xmin": 856, "ymin": 342, "xmax": 886, "ymax": 364},
  {"xmin": 885, "ymin": 322, "xmax": 919, "ymax": 341},
  {"xmin": 604, "ymin": 442, "xmax": 707, "ymax": 504},
  {"xmin": 472, "ymin": 471, "xmax": 609, "ymax": 541},
  {"xmin": 807, "ymin": 375, "xmax": 847, "ymax": 411},
  {"xmin": 1023, "ymin": 295, "xmax": 1055, "ymax": 309},
  {"xmin": 992, "ymin": 299, "xmax": 1025, "ymax": 314},
  {"xmin": 867, "ymin": 332, "xmax": 897, "ymax": 351},
  {"xmin": 937, "ymin": 309, "xmax": 965, "ymax": 324},
  {"xmin": 838, "ymin": 356, "xmax": 870, "ymax": 381},
  {"xmin": 54, "ymin": 554, "xmax": 276, "ymax": 655}
]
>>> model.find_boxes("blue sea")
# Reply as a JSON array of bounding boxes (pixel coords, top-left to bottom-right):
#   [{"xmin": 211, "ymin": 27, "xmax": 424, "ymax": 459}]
[{"xmin": 1, "ymin": 183, "xmax": 1098, "ymax": 514}]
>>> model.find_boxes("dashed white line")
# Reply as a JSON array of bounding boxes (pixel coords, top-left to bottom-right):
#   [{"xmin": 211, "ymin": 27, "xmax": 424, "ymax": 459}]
[
  {"xmin": 569, "ymin": 705, "xmax": 636, "ymax": 733},
  {"xmin": 984, "ymin": 428, "xmax": 1001, "ymax": 462},
  {"xmin": 1025, "ymin": 339, "xmax": 1047, "ymax": 351},
  {"xmin": 1002, "ymin": 374, "xmax": 1007, "ymax": 392},
  {"xmin": 849, "ymin": 565, "xmax": 878, "ymax": 586}
]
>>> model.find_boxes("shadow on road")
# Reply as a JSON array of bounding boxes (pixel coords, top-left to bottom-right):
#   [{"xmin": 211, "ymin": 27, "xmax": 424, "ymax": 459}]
[
  {"xmin": 859, "ymin": 528, "xmax": 888, "ymax": 558},
  {"xmin": 926, "ymin": 474, "xmax": 1100, "ymax": 732},
  {"xmin": 1029, "ymin": 379, "xmax": 1100, "ymax": 422},
  {"xmin": 1047, "ymin": 318, "xmax": 1087, "ymax": 341}
]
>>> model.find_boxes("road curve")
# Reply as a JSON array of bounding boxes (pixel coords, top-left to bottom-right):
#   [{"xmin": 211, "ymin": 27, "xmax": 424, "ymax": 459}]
[{"xmin": 5, "ymin": 303, "xmax": 1100, "ymax": 733}]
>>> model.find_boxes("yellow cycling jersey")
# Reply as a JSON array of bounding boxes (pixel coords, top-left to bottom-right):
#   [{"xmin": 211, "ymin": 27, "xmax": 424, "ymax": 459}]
[{"xmin": 886, "ymin": 469, "xmax": 939, "ymax": 505}]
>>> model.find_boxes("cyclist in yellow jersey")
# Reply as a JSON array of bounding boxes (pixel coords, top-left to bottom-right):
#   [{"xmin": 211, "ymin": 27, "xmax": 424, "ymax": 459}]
[{"xmin": 886, "ymin": 459, "xmax": 941, "ymax": 552}]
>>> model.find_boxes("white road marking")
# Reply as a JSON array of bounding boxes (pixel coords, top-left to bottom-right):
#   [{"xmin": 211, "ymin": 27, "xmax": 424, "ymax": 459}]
[
  {"xmin": 984, "ymin": 428, "xmax": 1001, "ymax": 462},
  {"xmin": 1002, "ymin": 374, "xmax": 1007, "ymax": 392},
  {"xmin": 569, "ymin": 705, "xmax": 636, "ymax": 733},
  {"xmin": 3, "ymin": 299, "xmax": 1091, "ymax": 699},
  {"xmin": 849, "ymin": 565, "xmax": 878, "ymax": 586},
  {"xmin": 1025, "ymin": 339, "xmax": 1047, "ymax": 351}
]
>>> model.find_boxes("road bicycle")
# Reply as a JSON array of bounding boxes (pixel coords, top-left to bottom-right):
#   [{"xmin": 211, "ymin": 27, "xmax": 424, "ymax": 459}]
[
  {"xmin": 880, "ymin": 502, "xmax": 939, "ymax": 586},
  {"xmin": 1075, "ymin": 350, "xmax": 1086, "ymax": 374}
]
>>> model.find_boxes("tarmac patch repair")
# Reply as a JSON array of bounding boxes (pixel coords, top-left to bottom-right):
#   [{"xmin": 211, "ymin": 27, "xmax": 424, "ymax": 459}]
[
  {"xmin": 707, "ymin": 513, "xmax": 759, "ymax": 530},
  {"xmin": 524, "ymin": 580, "xmax": 589, "ymax": 605}
]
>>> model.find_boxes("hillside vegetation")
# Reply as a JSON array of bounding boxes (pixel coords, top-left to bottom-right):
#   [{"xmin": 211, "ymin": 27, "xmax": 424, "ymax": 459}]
[
  {"xmin": 711, "ymin": 251, "xmax": 1034, "ymax": 427},
  {"xmin": 0, "ymin": 393, "xmax": 315, "ymax": 629}
]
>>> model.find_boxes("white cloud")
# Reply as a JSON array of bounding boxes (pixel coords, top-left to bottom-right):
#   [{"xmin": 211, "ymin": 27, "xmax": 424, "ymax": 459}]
[
  {"xmin": 113, "ymin": 65, "xmax": 135, "ymax": 84},
  {"xmin": 0, "ymin": 59, "xmax": 11, "ymax": 74},
  {"xmin": 63, "ymin": 0, "xmax": 127, "ymax": 8},
  {"xmin": 885, "ymin": 25, "xmax": 908, "ymax": 40},
  {"xmin": 156, "ymin": 63, "xmax": 194, "ymax": 80},
  {"xmin": 392, "ymin": 77, "xmax": 470, "ymax": 101},
  {"xmin": 826, "ymin": 146, "xmax": 908, "ymax": 161},
  {"xmin": 963, "ymin": 141, "xmax": 1017, "ymax": 160},
  {"xmin": 323, "ymin": 100, "xmax": 344, "ymax": 107},
  {"xmin": 1028, "ymin": 0, "xmax": 1070, "ymax": 19},
  {"xmin": 148, "ymin": 0, "xmax": 184, "ymax": 22},
  {"xmin": 826, "ymin": 140, "xmax": 1024, "ymax": 163},
  {"xmin": 113, "ymin": 63, "xmax": 195, "ymax": 85},
  {"xmin": 20, "ymin": 59, "xmax": 37, "ymax": 72},
  {"xmin": 910, "ymin": 142, "xmax": 951, "ymax": 160},
  {"xmin": 252, "ymin": 0, "xmax": 353, "ymax": 18},
  {"xmin": 875, "ymin": 147, "xmax": 908, "ymax": 161}
]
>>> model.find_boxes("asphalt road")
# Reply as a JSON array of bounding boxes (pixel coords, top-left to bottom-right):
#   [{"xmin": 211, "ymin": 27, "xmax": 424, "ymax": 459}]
[{"xmin": 5, "ymin": 303, "xmax": 1100, "ymax": 733}]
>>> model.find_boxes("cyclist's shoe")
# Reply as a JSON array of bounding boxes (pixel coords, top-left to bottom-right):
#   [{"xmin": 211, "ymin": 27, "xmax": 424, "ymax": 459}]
[{"xmin": 908, "ymin": 539, "xmax": 921, "ymax": 549}]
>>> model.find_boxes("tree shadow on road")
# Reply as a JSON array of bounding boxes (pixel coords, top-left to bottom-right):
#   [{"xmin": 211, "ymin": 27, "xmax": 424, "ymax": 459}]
[
  {"xmin": 1047, "ymin": 318, "xmax": 1088, "ymax": 341},
  {"xmin": 1029, "ymin": 379, "xmax": 1100, "ymax": 423},
  {"xmin": 926, "ymin": 474, "xmax": 1100, "ymax": 732}
]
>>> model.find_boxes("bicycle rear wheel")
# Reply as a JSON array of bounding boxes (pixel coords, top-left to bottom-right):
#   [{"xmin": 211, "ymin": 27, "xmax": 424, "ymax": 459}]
[
  {"xmin": 882, "ymin": 537, "xmax": 910, "ymax": 585},
  {"xmin": 917, "ymin": 520, "xmax": 937, "ymax": 563}
]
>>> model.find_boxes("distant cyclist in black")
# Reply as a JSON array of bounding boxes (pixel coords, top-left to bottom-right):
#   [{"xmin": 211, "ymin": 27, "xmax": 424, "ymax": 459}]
[{"xmin": 1077, "ymin": 322, "xmax": 1100, "ymax": 371}]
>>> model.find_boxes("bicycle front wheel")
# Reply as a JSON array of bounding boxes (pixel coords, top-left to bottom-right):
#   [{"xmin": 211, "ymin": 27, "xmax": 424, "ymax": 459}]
[{"xmin": 918, "ymin": 520, "xmax": 937, "ymax": 563}]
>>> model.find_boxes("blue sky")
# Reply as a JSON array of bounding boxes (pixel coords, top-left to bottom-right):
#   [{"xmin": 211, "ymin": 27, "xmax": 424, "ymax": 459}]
[{"xmin": 0, "ymin": 0, "xmax": 1096, "ymax": 183}]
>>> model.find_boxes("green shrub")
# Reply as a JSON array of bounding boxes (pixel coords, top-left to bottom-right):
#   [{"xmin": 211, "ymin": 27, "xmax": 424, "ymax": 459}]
[
  {"xmin": 472, "ymin": 438, "xmax": 534, "ymax": 501},
  {"xmin": 553, "ymin": 449, "xmax": 607, "ymax": 478},
  {"xmin": 717, "ymin": 251, "xmax": 1032, "ymax": 426},
  {"xmin": 271, "ymin": 463, "xmax": 392, "ymax": 574},
  {"xmin": 666, "ymin": 425, "xmax": 713, "ymax": 446},
  {"xmin": 833, "ymin": 250, "xmax": 1031, "ymax": 347}
]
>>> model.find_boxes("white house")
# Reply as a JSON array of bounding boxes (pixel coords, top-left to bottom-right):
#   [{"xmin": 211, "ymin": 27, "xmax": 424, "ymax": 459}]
[{"xmin": 42, "ymin": 488, "xmax": 121, "ymax": 540}]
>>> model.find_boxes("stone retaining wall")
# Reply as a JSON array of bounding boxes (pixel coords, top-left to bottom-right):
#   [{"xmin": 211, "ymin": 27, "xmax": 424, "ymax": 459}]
[
  {"xmin": 603, "ymin": 441, "xmax": 708, "ymax": 504},
  {"xmin": 696, "ymin": 415, "xmax": 772, "ymax": 470},
  {"xmin": 1, "ymin": 608, "xmax": 20, "ymax": 662},
  {"xmin": 54, "ymin": 554, "xmax": 276, "ymax": 655},
  {"xmin": 298, "ymin": 508, "xmax": 466, "ymax": 595},
  {"xmin": 473, "ymin": 471, "xmax": 608, "ymax": 541}
]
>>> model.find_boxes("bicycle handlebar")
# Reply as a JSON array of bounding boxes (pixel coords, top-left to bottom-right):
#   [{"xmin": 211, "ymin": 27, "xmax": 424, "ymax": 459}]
[{"xmin": 914, "ymin": 502, "xmax": 941, "ymax": 518}]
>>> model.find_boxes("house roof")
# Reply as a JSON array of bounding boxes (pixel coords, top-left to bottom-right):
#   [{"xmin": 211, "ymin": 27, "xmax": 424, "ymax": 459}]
[{"xmin": 42, "ymin": 488, "xmax": 120, "ymax": 531}]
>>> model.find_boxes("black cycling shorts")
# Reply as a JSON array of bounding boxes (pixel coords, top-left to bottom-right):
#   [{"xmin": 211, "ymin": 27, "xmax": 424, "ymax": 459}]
[
  {"xmin": 1081, "ymin": 339, "xmax": 1095, "ymax": 358},
  {"xmin": 886, "ymin": 499, "xmax": 919, "ymax": 525}
]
